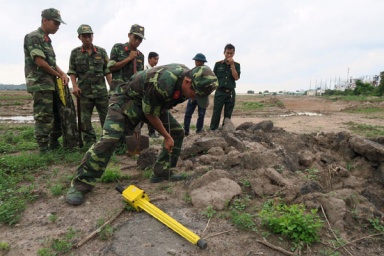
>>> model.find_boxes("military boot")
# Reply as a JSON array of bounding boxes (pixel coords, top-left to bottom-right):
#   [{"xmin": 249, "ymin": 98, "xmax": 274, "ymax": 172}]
[
  {"xmin": 65, "ymin": 180, "xmax": 94, "ymax": 206},
  {"xmin": 150, "ymin": 165, "xmax": 187, "ymax": 183}
]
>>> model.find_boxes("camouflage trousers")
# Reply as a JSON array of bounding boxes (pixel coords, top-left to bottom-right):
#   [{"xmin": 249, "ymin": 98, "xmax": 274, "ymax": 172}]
[
  {"xmin": 74, "ymin": 94, "xmax": 184, "ymax": 185},
  {"xmin": 78, "ymin": 96, "xmax": 108, "ymax": 145},
  {"xmin": 32, "ymin": 90, "xmax": 62, "ymax": 150}
]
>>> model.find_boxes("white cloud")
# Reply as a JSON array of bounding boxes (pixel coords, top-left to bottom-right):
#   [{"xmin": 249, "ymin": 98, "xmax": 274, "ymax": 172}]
[{"xmin": 1, "ymin": 0, "xmax": 384, "ymax": 93}]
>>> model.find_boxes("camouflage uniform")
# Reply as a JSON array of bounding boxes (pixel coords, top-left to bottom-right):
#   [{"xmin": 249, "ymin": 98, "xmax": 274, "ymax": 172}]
[
  {"xmin": 24, "ymin": 26, "xmax": 62, "ymax": 151},
  {"xmin": 71, "ymin": 64, "xmax": 218, "ymax": 188},
  {"xmin": 67, "ymin": 25, "xmax": 110, "ymax": 145},
  {"xmin": 107, "ymin": 43, "xmax": 144, "ymax": 95}
]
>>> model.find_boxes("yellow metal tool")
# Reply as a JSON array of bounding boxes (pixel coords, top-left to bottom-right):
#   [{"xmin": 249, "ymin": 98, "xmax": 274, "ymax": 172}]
[
  {"xmin": 56, "ymin": 77, "xmax": 66, "ymax": 106},
  {"xmin": 116, "ymin": 185, "xmax": 207, "ymax": 249}
]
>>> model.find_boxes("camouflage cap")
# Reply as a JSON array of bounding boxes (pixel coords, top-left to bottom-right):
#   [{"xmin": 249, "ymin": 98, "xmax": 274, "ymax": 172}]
[
  {"xmin": 190, "ymin": 66, "xmax": 218, "ymax": 108},
  {"xmin": 129, "ymin": 24, "xmax": 145, "ymax": 39},
  {"xmin": 41, "ymin": 8, "xmax": 66, "ymax": 25},
  {"xmin": 77, "ymin": 24, "xmax": 93, "ymax": 35}
]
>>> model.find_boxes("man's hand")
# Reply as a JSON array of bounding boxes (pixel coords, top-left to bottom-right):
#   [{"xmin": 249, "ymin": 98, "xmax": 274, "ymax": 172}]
[
  {"xmin": 128, "ymin": 51, "xmax": 139, "ymax": 60},
  {"xmin": 227, "ymin": 57, "xmax": 235, "ymax": 65},
  {"xmin": 72, "ymin": 86, "xmax": 81, "ymax": 98},
  {"xmin": 61, "ymin": 74, "xmax": 69, "ymax": 86},
  {"xmin": 163, "ymin": 135, "xmax": 174, "ymax": 153}
]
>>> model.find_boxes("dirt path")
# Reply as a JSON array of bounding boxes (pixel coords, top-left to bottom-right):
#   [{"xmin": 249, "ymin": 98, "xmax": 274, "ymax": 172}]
[{"xmin": 1, "ymin": 92, "xmax": 384, "ymax": 256}]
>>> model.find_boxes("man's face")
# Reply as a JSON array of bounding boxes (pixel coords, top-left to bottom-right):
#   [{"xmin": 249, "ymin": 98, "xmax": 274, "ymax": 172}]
[
  {"xmin": 43, "ymin": 18, "xmax": 61, "ymax": 34},
  {"xmin": 224, "ymin": 49, "xmax": 235, "ymax": 60},
  {"xmin": 128, "ymin": 33, "xmax": 143, "ymax": 49},
  {"xmin": 148, "ymin": 56, "xmax": 159, "ymax": 67},
  {"xmin": 79, "ymin": 34, "xmax": 93, "ymax": 47},
  {"xmin": 195, "ymin": 60, "xmax": 204, "ymax": 67}
]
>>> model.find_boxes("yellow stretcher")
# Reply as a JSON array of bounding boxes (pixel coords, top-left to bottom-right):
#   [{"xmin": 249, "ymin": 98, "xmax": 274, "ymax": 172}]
[{"xmin": 116, "ymin": 185, "xmax": 207, "ymax": 249}]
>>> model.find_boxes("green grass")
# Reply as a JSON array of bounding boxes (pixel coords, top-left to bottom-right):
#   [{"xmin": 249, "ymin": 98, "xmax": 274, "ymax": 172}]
[
  {"xmin": 326, "ymin": 95, "xmax": 384, "ymax": 102},
  {"xmin": 344, "ymin": 107, "xmax": 383, "ymax": 114},
  {"xmin": 0, "ymin": 126, "xmax": 37, "ymax": 153},
  {"xmin": 344, "ymin": 122, "xmax": 384, "ymax": 137},
  {"xmin": 237, "ymin": 101, "xmax": 265, "ymax": 111},
  {"xmin": 259, "ymin": 200, "xmax": 323, "ymax": 250},
  {"xmin": 0, "ymin": 94, "xmax": 32, "ymax": 101}
]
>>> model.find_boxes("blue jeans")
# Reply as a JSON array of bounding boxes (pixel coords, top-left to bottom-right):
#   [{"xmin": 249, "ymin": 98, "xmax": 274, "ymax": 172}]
[{"xmin": 183, "ymin": 99, "xmax": 206, "ymax": 135}]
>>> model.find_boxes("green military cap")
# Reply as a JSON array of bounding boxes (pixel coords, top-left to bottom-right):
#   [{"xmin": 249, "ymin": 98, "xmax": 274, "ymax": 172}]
[
  {"xmin": 77, "ymin": 24, "xmax": 93, "ymax": 35},
  {"xmin": 190, "ymin": 66, "xmax": 218, "ymax": 108},
  {"xmin": 130, "ymin": 24, "xmax": 145, "ymax": 39},
  {"xmin": 41, "ymin": 8, "xmax": 66, "ymax": 24}
]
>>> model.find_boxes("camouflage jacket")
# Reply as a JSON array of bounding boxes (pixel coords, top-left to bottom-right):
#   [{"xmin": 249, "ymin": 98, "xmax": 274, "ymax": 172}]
[
  {"xmin": 118, "ymin": 64, "xmax": 189, "ymax": 117},
  {"xmin": 213, "ymin": 59, "xmax": 241, "ymax": 90},
  {"xmin": 107, "ymin": 43, "xmax": 144, "ymax": 91},
  {"xmin": 67, "ymin": 45, "xmax": 109, "ymax": 99},
  {"xmin": 24, "ymin": 27, "xmax": 57, "ymax": 93}
]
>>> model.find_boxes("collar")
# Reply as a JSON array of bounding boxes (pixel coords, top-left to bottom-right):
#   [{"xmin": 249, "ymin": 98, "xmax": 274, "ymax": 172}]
[
  {"xmin": 81, "ymin": 45, "xmax": 97, "ymax": 53},
  {"xmin": 38, "ymin": 27, "xmax": 51, "ymax": 43}
]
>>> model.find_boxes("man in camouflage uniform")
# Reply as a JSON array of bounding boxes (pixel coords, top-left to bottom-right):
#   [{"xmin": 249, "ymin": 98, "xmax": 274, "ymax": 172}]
[
  {"xmin": 108, "ymin": 24, "xmax": 145, "ymax": 96},
  {"xmin": 24, "ymin": 8, "xmax": 69, "ymax": 153},
  {"xmin": 66, "ymin": 64, "xmax": 218, "ymax": 205},
  {"xmin": 108, "ymin": 24, "xmax": 145, "ymax": 153},
  {"xmin": 68, "ymin": 24, "xmax": 112, "ymax": 146}
]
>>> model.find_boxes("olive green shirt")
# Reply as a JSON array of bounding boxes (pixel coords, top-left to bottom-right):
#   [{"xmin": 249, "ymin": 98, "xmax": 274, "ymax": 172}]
[
  {"xmin": 67, "ymin": 45, "xmax": 110, "ymax": 99},
  {"xmin": 24, "ymin": 27, "xmax": 57, "ymax": 92},
  {"xmin": 213, "ymin": 60, "xmax": 241, "ymax": 90}
]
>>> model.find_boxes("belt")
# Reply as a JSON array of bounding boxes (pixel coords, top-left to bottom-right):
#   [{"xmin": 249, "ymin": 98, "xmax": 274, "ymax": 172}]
[{"xmin": 218, "ymin": 87, "xmax": 232, "ymax": 93}]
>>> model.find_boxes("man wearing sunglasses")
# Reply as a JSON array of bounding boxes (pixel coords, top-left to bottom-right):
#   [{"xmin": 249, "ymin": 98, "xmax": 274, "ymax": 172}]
[{"xmin": 24, "ymin": 8, "xmax": 69, "ymax": 154}]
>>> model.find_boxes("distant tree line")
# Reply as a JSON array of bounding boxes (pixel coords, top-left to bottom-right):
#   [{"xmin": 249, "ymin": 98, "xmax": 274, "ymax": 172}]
[
  {"xmin": 323, "ymin": 79, "xmax": 384, "ymax": 97},
  {"xmin": 0, "ymin": 84, "xmax": 27, "ymax": 90}
]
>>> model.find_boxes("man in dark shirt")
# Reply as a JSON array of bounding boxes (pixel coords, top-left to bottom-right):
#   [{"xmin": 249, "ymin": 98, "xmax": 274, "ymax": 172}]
[{"xmin": 210, "ymin": 44, "xmax": 241, "ymax": 130}]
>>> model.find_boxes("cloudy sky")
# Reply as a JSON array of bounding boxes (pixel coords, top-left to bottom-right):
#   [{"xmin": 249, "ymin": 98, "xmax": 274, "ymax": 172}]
[{"xmin": 1, "ymin": 0, "xmax": 384, "ymax": 93}]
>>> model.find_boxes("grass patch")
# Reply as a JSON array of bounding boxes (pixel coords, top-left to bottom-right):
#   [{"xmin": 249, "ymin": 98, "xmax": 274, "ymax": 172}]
[
  {"xmin": 237, "ymin": 101, "xmax": 265, "ymax": 111},
  {"xmin": 344, "ymin": 107, "xmax": 383, "ymax": 114},
  {"xmin": 326, "ymin": 95, "xmax": 384, "ymax": 102},
  {"xmin": 259, "ymin": 200, "xmax": 323, "ymax": 251},
  {"xmin": 344, "ymin": 121, "xmax": 384, "ymax": 137}
]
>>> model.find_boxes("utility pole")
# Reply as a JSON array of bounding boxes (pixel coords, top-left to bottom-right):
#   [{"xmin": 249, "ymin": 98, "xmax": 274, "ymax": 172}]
[{"xmin": 347, "ymin": 68, "xmax": 350, "ymax": 88}]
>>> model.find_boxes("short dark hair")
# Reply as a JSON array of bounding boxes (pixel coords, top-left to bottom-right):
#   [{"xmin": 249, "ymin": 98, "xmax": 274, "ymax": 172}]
[
  {"xmin": 224, "ymin": 44, "xmax": 235, "ymax": 52},
  {"xmin": 148, "ymin": 52, "xmax": 159, "ymax": 59}
]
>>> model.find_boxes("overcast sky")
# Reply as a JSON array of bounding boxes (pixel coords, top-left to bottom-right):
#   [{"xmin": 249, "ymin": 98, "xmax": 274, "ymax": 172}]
[{"xmin": 1, "ymin": 0, "xmax": 384, "ymax": 93}]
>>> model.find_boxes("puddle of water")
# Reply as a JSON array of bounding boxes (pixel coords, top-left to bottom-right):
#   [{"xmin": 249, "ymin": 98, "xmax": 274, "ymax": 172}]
[
  {"xmin": 0, "ymin": 116, "xmax": 34, "ymax": 123},
  {"xmin": 0, "ymin": 116, "xmax": 100, "ymax": 124},
  {"xmin": 278, "ymin": 112, "xmax": 322, "ymax": 117}
]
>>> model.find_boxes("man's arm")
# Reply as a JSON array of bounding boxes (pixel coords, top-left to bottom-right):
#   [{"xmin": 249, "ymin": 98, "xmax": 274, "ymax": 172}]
[
  {"xmin": 145, "ymin": 113, "xmax": 174, "ymax": 153},
  {"xmin": 109, "ymin": 50, "xmax": 139, "ymax": 72},
  {"xmin": 105, "ymin": 73, "xmax": 112, "ymax": 87},
  {"xmin": 70, "ymin": 74, "xmax": 80, "ymax": 97},
  {"xmin": 227, "ymin": 58, "xmax": 239, "ymax": 81}
]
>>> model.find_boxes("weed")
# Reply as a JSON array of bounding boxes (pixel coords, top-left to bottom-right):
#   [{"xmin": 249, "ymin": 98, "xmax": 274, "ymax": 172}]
[
  {"xmin": 344, "ymin": 121, "xmax": 384, "ymax": 137},
  {"xmin": 143, "ymin": 167, "xmax": 153, "ymax": 179},
  {"xmin": 100, "ymin": 166, "xmax": 130, "ymax": 183},
  {"xmin": 202, "ymin": 206, "xmax": 216, "ymax": 218},
  {"xmin": 183, "ymin": 192, "xmax": 192, "ymax": 204},
  {"xmin": 230, "ymin": 196, "xmax": 251, "ymax": 211},
  {"xmin": 0, "ymin": 241, "xmax": 10, "ymax": 251},
  {"xmin": 319, "ymin": 249, "xmax": 341, "ymax": 256},
  {"xmin": 231, "ymin": 212, "xmax": 257, "ymax": 231},
  {"xmin": 240, "ymin": 179, "xmax": 251, "ymax": 187},
  {"xmin": 369, "ymin": 217, "xmax": 384, "ymax": 233},
  {"xmin": 48, "ymin": 213, "xmax": 58, "ymax": 223},
  {"xmin": 50, "ymin": 184, "xmax": 63, "ymax": 196},
  {"xmin": 259, "ymin": 200, "xmax": 323, "ymax": 250},
  {"xmin": 99, "ymin": 224, "xmax": 114, "ymax": 240}
]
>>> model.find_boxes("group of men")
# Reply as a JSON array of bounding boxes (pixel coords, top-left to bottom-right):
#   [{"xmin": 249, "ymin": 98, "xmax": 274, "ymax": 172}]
[{"xmin": 23, "ymin": 8, "xmax": 240, "ymax": 206}]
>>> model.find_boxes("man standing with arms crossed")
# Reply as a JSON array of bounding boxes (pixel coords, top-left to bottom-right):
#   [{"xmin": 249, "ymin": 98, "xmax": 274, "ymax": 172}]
[
  {"xmin": 108, "ymin": 24, "xmax": 145, "ymax": 154},
  {"xmin": 24, "ymin": 8, "xmax": 69, "ymax": 154},
  {"xmin": 68, "ymin": 24, "xmax": 112, "ymax": 147},
  {"xmin": 210, "ymin": 44, "xmax": 241, "ymax": 130}
]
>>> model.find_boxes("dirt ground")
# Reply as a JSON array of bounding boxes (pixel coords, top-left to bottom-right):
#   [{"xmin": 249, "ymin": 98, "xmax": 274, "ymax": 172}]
[{"xmin": 1, "ymin": 91, "xmax": 384, "ymax": 256}]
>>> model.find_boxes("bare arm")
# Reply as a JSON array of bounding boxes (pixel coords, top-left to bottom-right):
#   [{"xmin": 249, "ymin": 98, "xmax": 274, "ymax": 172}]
[
  {"xmin": 105, "ymin": 73, "xmax": 112, "ymax": 87},
  {"xmin": 145, "ymin": 113, "xmax": 174, "ymax": 153},
  {"xmin": 70, "ymin": 74, "xmax": 81, "ymax": 98}
]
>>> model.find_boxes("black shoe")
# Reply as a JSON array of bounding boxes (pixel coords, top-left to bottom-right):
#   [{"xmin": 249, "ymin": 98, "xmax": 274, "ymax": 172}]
[{"xmin": 150, "ymin": 173, "xmax": 187, "ymax": 183}]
